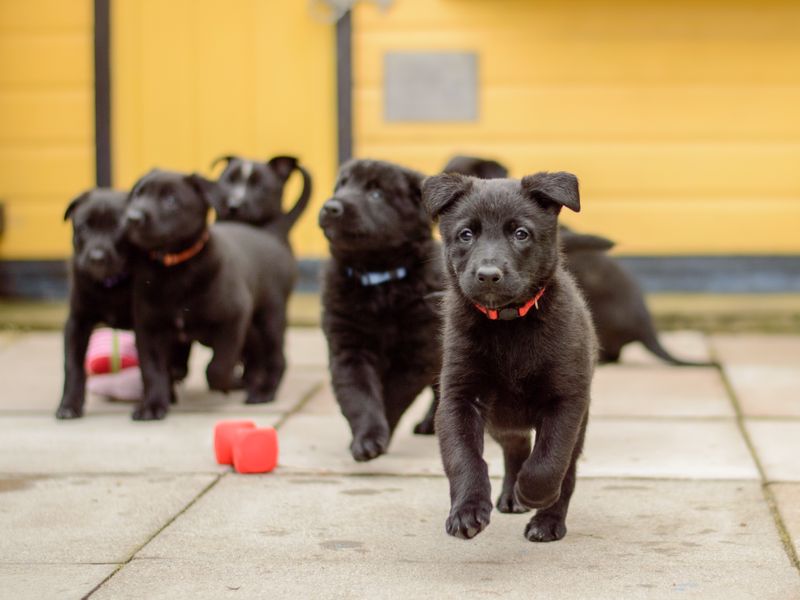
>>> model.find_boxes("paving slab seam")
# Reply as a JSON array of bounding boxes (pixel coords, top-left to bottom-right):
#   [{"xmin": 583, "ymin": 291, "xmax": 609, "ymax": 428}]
[
  {"xmin": 82, "ymin": 473, "xmax": 225, "ymax": 599},
  {"xmin": 272, "ymin": 380, "xmax": 325, "ymax": 430},
  {"xmin": 712, "ymin": 347, "xmax": 800, "ymax": 574}
]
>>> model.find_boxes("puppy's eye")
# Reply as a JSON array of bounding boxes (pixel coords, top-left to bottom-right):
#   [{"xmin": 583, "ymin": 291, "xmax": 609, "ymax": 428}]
[
  {"xmin": 369, "ymin": 189, "xmax": 383, "ymax": 201},
  {"xmin": 337, "ymin": 176, "xmax": 348, "ymax": 189},
  {"xmin": 458, "ymin": 228, "xmax": 474, "ymax": 242},
  {"xmin": 248, "ymin": 172, "xmax": 261, "ymax": 186},
  {"xmin": 164, "ymin": 195, "xmax": 178, "ymax": 210},
  {"xmin": 514, "ymin": 227, "xmax": 530, "ymax": 241}
]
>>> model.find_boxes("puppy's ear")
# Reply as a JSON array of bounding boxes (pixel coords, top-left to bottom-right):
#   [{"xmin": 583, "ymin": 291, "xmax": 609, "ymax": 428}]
[
  {"xmin": 267, "ymin": 156, "xmax": 299, "ymax": 183},
  {"xmin": 422, "ymin": 173, "xmax": 473, "ymax": 219},
  {"xmin": 210, "ymin": 155, "xmax": 236, "ymax": 172},
  {"xmin": 403, "ymin": 168, "xmax": 425, "ymax": 204},
  {"xmin": 521, "ymin": 171, "xmax": 580, "ymax": 213},
  {"xmin": 560, "ymin": 228, "xmax": 615, "ymax": 252},
  {"xmin": 185, "ymin": 174, "xmax": 222, "ymax": 209},
  {"xmin": 64, "ymin": 191, "xmax": 91, "ymax": 222},
  {"xmin": 476, "ymin": 159, "xmax": 508, "ymax": 180}
]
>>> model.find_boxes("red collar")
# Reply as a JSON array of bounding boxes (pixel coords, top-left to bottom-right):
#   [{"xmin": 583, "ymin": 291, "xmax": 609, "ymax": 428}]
[
  {"xmin": 149, "ymin": 230, "xmax": 210, "ymax": 267},
  {"xmin": 474, "ymin": 287, "xmax": 546, "ymax": 321}
]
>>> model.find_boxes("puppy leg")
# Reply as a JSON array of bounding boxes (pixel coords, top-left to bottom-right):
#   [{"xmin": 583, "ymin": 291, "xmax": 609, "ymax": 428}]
[
  {"xmin": 489, "ymin": 428, "xmax": 532, "ymax": 514},
  {"xmin": 132, "ymin": 325, "xmax": 174, "ymax": 420},
  {"xmin": 525, "ymin": 412, "xmax": 588, "ymax": 542},
  {"xmin": 330, "ymin": 350, "xmax": 389, "ymax": 462},
  {"xmin": 383, "ymin": 368, "xmax": 435, "ymax": 434},
  {"xmin": 438, "ymin": 377, "xmax": 493, "ymax": 539},
  {"xmin": 168, "ymin": 341, "xmax": 192, "ymax": 383},
  {"xmin": 56, "ymin": 315, "xmax": 94, "ymax": 419},
  {"xmin": 413, "ymin": 382, "xmax": 439, "ymax": 435},
  {"xmin": 244, "ymin": 310, "xmax": 286, "ymax": 405},
  {"xmin": 206, "ymin": 318, "xmax": 249, "ymax": 393}
]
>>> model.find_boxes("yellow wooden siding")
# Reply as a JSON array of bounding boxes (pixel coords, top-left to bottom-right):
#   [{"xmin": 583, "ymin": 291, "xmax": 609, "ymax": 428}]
[
  {"xmin": 0, "ymin": 0, "xmax": 95, "ymax": 259},
  {"xmin": 111, "ymin": 0, "xmax": 337, "ymax": 258},
  {"xmin": 352, "ymin": 0, "xmax": 800, "ymax": 254}
]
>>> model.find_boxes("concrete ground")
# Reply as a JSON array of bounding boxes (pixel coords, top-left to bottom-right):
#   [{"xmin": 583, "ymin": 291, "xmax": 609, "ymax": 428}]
[{"xmin": 0, "ymin": 329, "xmax": 799, "ymax": 599}]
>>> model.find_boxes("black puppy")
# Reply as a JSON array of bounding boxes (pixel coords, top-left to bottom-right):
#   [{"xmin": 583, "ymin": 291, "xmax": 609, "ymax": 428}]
[
  {"xmin": 443, "ymin": 155, "xmax": 508, "ymax": 180},
  {"xmin": 318, "ymin": 159, "xmax": 443, "ymax": 461},
  {"xmin": 424, "ymin": 171, "xmax": 597, "ymax": 543},
  {"xmin": 560, "ymin": 227, "xmax": 715, "ymax": 366},
  {"xmin": 212, "ymin": 155, "xmax": 312, "ymax": 239},
  {"xmin": 57, "ymin": 189, "xmax": 133, "ymax": 419},
  {"xmin": 124, "ymin": 170, "xmax": 295, "ymax": 420}
]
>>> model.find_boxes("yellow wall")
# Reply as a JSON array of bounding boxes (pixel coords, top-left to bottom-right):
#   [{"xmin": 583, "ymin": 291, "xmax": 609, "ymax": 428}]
[
  {"xmin": 0, "ymin": 0, "xmax": 95, "ymax": 259},
  {"xmin": 352, "ymin": 0, "xmax": 800, "ymax": 255},
  {"xmin": 111, "ymin": 0, "xmax": 337, "ymax": 257}
]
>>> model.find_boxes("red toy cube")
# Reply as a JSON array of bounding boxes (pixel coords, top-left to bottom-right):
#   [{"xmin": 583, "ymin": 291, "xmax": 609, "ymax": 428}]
[
  {"xmin": 232, "ymin": 427, "xmax": 279, "ymax": 474},
  {"xmin": 214, "ymin": 420, "xmax": 256, "ymax": 465}
]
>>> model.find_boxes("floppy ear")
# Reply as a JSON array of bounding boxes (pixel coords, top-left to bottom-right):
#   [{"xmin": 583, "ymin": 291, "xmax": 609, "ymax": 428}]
[
  {"xmin": 267, "ymin": 156, "xmax": 299, "ymax": 183},
  {"xmin": 185, "ymin": 174, "xmax": 222, "ymax": 209},
  {"xmin": 210, "ymin": 155, "xmax": 237, "ymax": 172},
  {"xmin": 422, "ymin": 173, "xmax": 473, "ymax": 219},
  {"xmin": 521, "ymin": 171, "xmax": 580, "ymax": 213},
  {"xmin": 403, "ymin": 167, "xmax": 426, "ymax": 204},
  {"xmin": 560, "ymin": 228, "xmax": 615, "ymax": 252},
  {"xmin": 64, "ymin": 191, "xmax": 91, "ymax": 222}
]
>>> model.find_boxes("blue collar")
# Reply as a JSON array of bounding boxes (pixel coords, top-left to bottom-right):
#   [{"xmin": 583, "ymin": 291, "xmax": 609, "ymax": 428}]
[{"xmin": 345, "ymin": 266, "xmax": 408, "ymax": 287}]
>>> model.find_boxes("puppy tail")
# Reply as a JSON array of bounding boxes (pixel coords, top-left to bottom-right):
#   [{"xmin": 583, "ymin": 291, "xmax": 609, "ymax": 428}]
[
  {"xmin": 272, "ymin": 164, "xmax": 313, "ymax": 238},
  {"xmin": 639, "ymin": 324, "xmax": 718, "ymax": 368}
]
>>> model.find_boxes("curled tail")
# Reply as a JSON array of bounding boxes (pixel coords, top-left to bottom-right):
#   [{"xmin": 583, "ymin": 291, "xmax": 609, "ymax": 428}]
[{"xmin": 270, "ymin": 164, "xmax": 312, "ymax": 240}]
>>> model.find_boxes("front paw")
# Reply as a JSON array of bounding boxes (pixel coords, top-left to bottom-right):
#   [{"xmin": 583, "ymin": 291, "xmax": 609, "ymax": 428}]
[
  {"xmin": 132, "ymin": 401, "xmax": 168, "ymax": 421},
  {"xmin": 56, "ymin": 403, "xmax": 83, "ymax": 420},
  {"xmin": 524, "ymin": 512, "xmax": 567, "ymax": 542},
  {"xmin": 496, "ymin": 489, "xmax": 530, "ymax": 514},
  {"xmin": 350, "ymin": 424, "xmax": 390, "ymax": 462},
  {"xmin": 446, "ymin": 497, "xmax": 492, "ymax": 539},
  {"xmin": 206, "ymin": 363, "xmax": 233, "ymax": 392},
  {"xmin": 245, "ymin": 389, "xmax": 277, "ymax": 405}
]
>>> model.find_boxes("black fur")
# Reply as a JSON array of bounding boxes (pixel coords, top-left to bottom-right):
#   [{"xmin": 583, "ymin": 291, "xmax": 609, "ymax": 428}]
[
  {"xmin": 424, "ymin": 172, "xmax": 597, "ymax": 542},
  {"xmin": 319, "ymin": 159, "xmax": 443, "ymax": 461},
  {"xmin": 57, "ymin": 189, "xmax": 134, "ymax": 419},
  {"xmin": 443, "ymin": 155, "xmax": 508, "ymax": 180},
  {"xmin": 212, "ymin": 154, "xmax": 312, "ymax": 239},
  {"xmin": 124, "ymin": 170, "xmax": 295, "ymax": 420}
]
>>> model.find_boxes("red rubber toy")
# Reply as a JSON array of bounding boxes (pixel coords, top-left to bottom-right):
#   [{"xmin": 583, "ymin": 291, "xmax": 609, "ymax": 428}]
[
  {"xmin": 213, "ymin": 420, "xmax": 256, "ymax": 465},
  {"xmin": 232, "ymin": 427, "xmax": 279, "ymax": 474}
]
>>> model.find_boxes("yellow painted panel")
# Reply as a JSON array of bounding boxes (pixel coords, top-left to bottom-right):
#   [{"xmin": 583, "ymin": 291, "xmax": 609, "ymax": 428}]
[
  {"xmin": 0, "ymin": 33, "xmax": 92, "ymax": 86},
  {"xmin": 0, "ymin": 90, "xmax": 92, "ymax": 143},
  {"xmin": 0, "ymin": 0, "xmax": 91, "ymax": 31},
  {"xmin": 355, "ymin": 86, "xmax": 800, "ymax": 142},
  {"xmin": 352, "ymin": 0, "xmax": 800, "ymax": 254},
  {"xmin": 0, "ymin": 0, "xmax": 94, "ymax": 260},
  {"xmin": 112, "ymin": 0, "xmax": 337, "ymax": 258},
  {"xmin": 0, "ymin": 201, "xmax": 73, "ymax": 259}
]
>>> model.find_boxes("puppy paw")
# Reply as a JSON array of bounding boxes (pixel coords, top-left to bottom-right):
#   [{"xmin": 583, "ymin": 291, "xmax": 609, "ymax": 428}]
[
  {"xmin": 206, "ymin": 364, "xmax": 233, "ymax": 393},
  {"xmin": 412, "ymin": 417, "xmax": 435, "ymax": 436},
  {"xmin": 496, "ymin": 489, "xmax": 530, "ymax": 514},
  {"xmin": 524, "ymin": 512, "xmax": 567, "ymax": 543},
  {"xmin": 350, "ymin": 430, "xmax": 389, "ymax": 462},
  {"xmin": 446, "ymin": 498, "xmax": 493, "ymax": 539},
  {"xmin": 131, "ymin": 402, "xmax": 168, "ymax": 421},
  {"xmin": 55, "ymin": 404, "xmax": 83, "ymax": 419},
  {"xmin": 514, "ymin": 477, "xmax": 561, "ymax": 510},
  {"xmin": 245, "ymin": 389, "xmax": 277, "ymax": 405}
]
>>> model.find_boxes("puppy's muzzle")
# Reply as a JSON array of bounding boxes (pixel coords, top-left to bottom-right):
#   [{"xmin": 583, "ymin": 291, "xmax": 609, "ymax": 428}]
[
  {"xmin": 124, "ymin": 208, "xmax": 147, "ymax": 229},
  {"xmin": 320, "ymin": 198, "xmax": 344, "ymax": 219},
  {"xmin": 476, "ymin": 265, "xmax": 503, "ymax": 285},
  {"xmin": 88, "ymin": 248, "xmax": 108, "ymax": 265}
]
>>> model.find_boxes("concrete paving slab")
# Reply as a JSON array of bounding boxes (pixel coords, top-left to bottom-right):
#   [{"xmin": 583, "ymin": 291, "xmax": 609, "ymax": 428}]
[
  {"xmin": 592, "ymin": 364, "xmax": 733, "ymax": 418},
  {"xmin": 0, "ymin": 332, "xmax": 62, "ymax": 413},
  {"xmin": 93, "ymin": 477, "xmax": 800, "ymax": 600},
  {"xmin": 746, "ymin": 420, "xmax": 800, "ymax": 481},
  {"xmin": 284, "ymin": 386, "xmax": 755, "ymax": 480},
  {"xmin": 0, "ymin": 414, "xmax": 277, "ymax": 474},
  {"xmin": 769, "ymin": 483, "xmax": 800, "ymax": 558},
  {"xmin": 619, "ymin": 330, "xmax": 712, "ymax": 366},
  {"xmin": 0, "ymin": 563, "xmax": 115, "ymax": 600},
  {"xmin": 0, "ymin": 474, "xmax": 214, "ymax": 563},
  {"xmin": 711, "ymin": 334, "xmax": 800, "ymax": 366},
  {"xmin": 285, "ymin": 327, "xmax": 328, "ymax": 368},
  {"xmin": 723, "ymin": 364, "xmax": 800, "ymax": 418}
]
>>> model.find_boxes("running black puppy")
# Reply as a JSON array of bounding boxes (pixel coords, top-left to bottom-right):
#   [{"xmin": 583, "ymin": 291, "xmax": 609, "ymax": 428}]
[
  {"xmin": 212, "ymin": 155, "xmax": 312, "ymax": 239},
  {"xmin": 57, "ymin": 189, "xmax": 133, "ymax": 419},
  {"xmin": 319, "ymin": 159, "xmax": 443, "ymax": 462},
  {"xmin": 424, "ymin": 171, "xmax": 597, "ymax": 542},
  {"xmin": 124, "ymin": 170, "xmax": 295, "ymax": 420}
]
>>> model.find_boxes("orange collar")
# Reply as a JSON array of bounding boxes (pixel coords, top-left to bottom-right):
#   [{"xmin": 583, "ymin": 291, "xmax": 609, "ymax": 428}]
[
  {"xmin": 149, "ymin": 230, "xmax": 210, "ymax": 267},
  {"xmin": 474, "ymin": 287, "xmax": 546, "ymax": 321}
]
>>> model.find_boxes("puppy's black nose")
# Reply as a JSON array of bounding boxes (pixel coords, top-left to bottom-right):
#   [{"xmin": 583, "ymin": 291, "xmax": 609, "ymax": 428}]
[
  {"xmin": 476, "ymin": 266, "xmax": 503, "ymax": 284},
  {"xmin": 321, "ymin": 199, "xmax": 344, "ymax": 218},
  {"xmin": 125, "ymin": 208, "xmax": 145, "ymax": 227},
  {"xmin": 88, "ymin": 249, "xmax": 107, "ymax": 263}
]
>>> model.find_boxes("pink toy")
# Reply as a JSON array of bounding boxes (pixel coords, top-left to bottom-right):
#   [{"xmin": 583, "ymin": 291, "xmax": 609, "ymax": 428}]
[
  {"xmin": 85, "ymin": 328, "xmax": 143, "ymax": 401},
  {"xmin": 232, "ymin": 427, "xmax": 279, "ymax": 474},
  {"xmin": 214, "ymin": 420, "xmax": 256, "ymax": 465}
]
